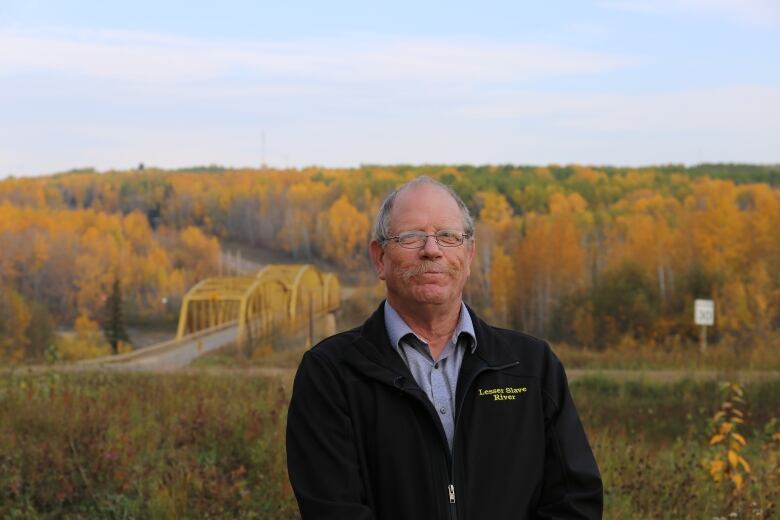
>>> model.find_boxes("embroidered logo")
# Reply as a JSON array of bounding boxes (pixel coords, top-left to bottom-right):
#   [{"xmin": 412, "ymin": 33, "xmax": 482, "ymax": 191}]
[{"xmin": 478, "ymin": 386, "xmax": 527, "ymax": 401}]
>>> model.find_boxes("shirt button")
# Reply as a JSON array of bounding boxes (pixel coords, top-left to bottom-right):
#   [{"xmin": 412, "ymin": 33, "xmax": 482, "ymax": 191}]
[
  {"xmin": 440, "ymin": 407, "xmax": 447, "ymax": 414},
  {"xmin": 434, "ymin": 362, "xmax": 439, "ymax": 369}
]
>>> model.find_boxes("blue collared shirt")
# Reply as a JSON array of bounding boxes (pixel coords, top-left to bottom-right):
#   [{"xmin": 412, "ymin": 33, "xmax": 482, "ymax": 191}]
[{"xmin": 384, "ymin": 300, "xmax": 477, "ymax": 450}]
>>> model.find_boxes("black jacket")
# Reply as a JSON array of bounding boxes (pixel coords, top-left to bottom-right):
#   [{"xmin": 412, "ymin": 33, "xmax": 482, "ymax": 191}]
[{"xmin": 286, "ymin": 302, "xmax": 603, "ymax": 519}]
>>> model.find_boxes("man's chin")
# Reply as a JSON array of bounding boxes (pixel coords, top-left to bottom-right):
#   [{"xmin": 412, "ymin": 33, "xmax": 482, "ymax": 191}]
[{"xmin": 409, "ymin": 288, "xmax": 452, "ymax": 306}]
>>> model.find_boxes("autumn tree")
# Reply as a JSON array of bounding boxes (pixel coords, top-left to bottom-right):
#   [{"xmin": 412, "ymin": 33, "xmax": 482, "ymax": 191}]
[
  {"xmin": 514, "ymin": 193, "xmax": 588, "ymax": 337},
  {"xmin": 323, "ymin": 195, "xmax": 370, "ymax": 270},
  {"xmin": 2, "ymin": 163, "xmax": 780, "ymax": 352}
]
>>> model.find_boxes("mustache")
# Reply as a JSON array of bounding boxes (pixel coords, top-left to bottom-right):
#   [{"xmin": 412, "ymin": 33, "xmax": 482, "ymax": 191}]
[{"xmin": 399, "ymin": 261, "xmax": 458, "ymax": 282}]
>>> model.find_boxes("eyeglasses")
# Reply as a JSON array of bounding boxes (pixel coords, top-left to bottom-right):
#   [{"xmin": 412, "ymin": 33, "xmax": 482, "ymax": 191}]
[{"xmin": 384, "ymin": 230, "xmax": 471, "ymax": 249}]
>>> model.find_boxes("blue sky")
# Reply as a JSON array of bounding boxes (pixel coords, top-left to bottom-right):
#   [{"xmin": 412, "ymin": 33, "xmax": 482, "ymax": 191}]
[{"xmin": 2, "ymin": 1, "xmax": 779, "ymax": 177}]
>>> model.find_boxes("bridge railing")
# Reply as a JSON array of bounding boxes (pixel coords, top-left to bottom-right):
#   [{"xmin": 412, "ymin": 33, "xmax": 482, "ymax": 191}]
[{"xmin": 77, "ymin": 320, "xmax": 238, "ymax": 366}]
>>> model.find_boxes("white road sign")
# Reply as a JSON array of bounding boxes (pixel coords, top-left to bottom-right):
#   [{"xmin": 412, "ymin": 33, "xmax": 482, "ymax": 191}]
[{"xmin": 694, "ymin": 299, "xmax": 715, "ymax": 326}]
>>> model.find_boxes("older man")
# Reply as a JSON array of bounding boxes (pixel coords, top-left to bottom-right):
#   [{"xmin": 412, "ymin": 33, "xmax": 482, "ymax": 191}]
[{"xmin": 286, "ymin": 177, "xmax": 602, "ymax": 519}]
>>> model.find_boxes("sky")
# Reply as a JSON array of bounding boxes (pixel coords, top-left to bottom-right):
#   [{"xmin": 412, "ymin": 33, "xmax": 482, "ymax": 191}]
[{"xmin": 1, "ymin": 0, "xmax": 779, "ymax": 177}]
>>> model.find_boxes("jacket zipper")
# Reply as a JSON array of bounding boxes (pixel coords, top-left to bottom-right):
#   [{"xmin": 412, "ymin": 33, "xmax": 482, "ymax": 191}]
[
  {"xmin": 397, "ymin": 360, "xmax": 520, "ymax": 520},
  {"xmin": 395, "ymin": 383, "xmax": 457, "ymax": 518},
  {"xmin": 448, "ymin": 360, "xmax": 520, "ymax": 520}
]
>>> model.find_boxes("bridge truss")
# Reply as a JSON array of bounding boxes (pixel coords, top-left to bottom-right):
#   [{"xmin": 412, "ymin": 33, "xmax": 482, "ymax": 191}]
[{"xmin": 176, "ymin": 264, "xmax": 340, "ymax": 343}]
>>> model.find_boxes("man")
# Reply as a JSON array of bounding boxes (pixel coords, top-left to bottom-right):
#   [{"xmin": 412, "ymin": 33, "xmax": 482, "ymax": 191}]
[{"xmin": 286, "ymin": 177, "xmax": 602, "ymax": 519}]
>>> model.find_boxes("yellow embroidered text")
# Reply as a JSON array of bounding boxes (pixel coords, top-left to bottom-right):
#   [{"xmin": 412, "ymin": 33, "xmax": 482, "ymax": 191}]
[{"xmin": 478, "ymin": 387, "xmax": 527, "ymax": 400}]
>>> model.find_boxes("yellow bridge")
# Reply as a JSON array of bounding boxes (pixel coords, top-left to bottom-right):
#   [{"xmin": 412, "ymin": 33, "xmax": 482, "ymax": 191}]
[
  {"xmin": 176, "ymin": 264, "xmax": 340, "ymax": 343},
  {"xmin": 80, "ymin": 264, "xmax": 341, "ymax": 371}
]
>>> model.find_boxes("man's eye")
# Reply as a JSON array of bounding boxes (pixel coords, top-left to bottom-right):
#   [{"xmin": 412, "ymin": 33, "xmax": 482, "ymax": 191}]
[
  {"xmin": 437, "ymin": 231, "xmax": 460, "ymax": 244},
  {"xmin": 399, "ymin": 233, "xmax": 425, "ymax": 244}
]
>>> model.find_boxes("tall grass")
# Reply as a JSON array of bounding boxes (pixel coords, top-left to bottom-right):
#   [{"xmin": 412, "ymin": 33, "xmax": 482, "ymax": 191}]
[
  {"xmin": 193, "ymin": 326, "xmax": 780, "ymax": 373},
  {"xmin": 0, "ymin": 372, "xmax": 297, "ymax": 519},
  {"xmin": 553, "ymin": 336, "xmax": 780, "ymax": 371},
  {"xmin": 573, "ymin": 377, "xmax": 780, "ymax": 519},
  {"xmin": 1, "ymin": 372, "xmax": 777, "ymax": 518}
]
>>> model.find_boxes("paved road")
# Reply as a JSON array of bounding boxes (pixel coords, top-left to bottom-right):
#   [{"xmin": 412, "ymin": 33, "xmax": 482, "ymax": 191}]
[
  {"xmin": 106, "ymin": 325, "xmax": 239, "ymax": 371},
  {"xmin": 57, "ymin": 323, "xmax": 242, "ymax": 372}
]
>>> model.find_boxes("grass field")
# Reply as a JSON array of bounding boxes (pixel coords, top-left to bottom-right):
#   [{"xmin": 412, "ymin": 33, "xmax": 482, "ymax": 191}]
[{"xmin": 1, "ymin": 370, "xmax": 778, "ymax": 519}]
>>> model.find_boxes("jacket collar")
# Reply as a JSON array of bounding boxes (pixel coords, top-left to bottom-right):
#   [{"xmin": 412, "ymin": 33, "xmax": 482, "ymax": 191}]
[
  {"xmin": 383, "ymin": 300, "xmax": 477, "ymax": 355},
  {"xmin": 350, "ymin": 301, "xmax": 413, "ymax": 387},
  {"xmin": 350, "ymin": 300, "xmax": 518, "ymax": 384},
  {"xmin": 348, "ymin": 301, "xmax": 521, "ymax": 423}
]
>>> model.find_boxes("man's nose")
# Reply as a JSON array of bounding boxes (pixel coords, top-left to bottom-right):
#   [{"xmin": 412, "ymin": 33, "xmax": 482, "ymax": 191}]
[{"xmin": 419, "ymin": 234, "xmax": 443, "ymax": 258}]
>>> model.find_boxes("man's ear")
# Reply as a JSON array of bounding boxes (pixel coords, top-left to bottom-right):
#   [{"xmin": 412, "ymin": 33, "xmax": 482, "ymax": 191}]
[{"xmin": 369, "ymin": 240, "xmax": 387, "ymax": 280}]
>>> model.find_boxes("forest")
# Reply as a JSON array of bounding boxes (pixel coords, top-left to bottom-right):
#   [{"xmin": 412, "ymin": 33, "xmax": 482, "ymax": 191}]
[{"xmin": 1, "ymin": 163, "xmax": 779, "ymax": 362}]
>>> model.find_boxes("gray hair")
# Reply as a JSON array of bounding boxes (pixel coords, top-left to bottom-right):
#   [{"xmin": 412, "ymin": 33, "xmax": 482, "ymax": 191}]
[{"xmin": 371, "ymin": 176, "xmax": 475, "ymax": 244}]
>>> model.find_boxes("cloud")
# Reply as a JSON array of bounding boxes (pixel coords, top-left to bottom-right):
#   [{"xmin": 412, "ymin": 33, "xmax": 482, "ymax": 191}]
[
  {"xmin": 600, "ymin": 0, "xmax": 780, "ymax": 26},
  {"xmin": 457, "ymin": 85, "xmax": 780, "ymax": 133},
  {"xmin": 3, "ymin": 24, "xmax": 776, "ymax": 175},
  {"xmin": 0, "ymin": 26, "xmax": 634, "ymax": 85},
  {"xmin": 4, "ymin": 83, "xmax": 777, "ymax": 176}
]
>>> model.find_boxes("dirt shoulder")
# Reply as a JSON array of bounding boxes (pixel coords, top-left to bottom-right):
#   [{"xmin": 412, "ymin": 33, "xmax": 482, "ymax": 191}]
[
  {"xmin": 7, "ymin": 364, "xmax": 779, "ymax": 385},
  {"xmin": 566, "ymin": 368, "xmax": 780, "ymax": 383}
]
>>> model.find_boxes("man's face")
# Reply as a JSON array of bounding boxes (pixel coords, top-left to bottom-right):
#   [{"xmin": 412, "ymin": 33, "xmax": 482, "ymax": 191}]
[{"xmin": 370, "ymin": 184, "xmax": 476, "ymax": 310}]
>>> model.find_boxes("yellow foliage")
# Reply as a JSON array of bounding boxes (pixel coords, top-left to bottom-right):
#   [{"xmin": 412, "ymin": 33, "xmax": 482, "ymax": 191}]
[
  {"xmin": 476, "ymin": 191, "xmax": 514, "ymax": 224},
  {"xmin": 548, "ymin": 192, "xmax": 588, "ymax": 215},
  {"xmin": 4, "ymin": 165, "xmax": 780, "ymax": 360},
  {"xmin": 708, "ymin": 459, "xmax": 725, "ymax": 481},
  {"xmin": 571, "ymin": 165, "xmax": 607, "ymax": 183},
  {"xmin": 515, "ymin": 211, "xmax": 585, "ymax": 334},
  {"xmin": 489, "ymin": 245, "xmax": 516, "ymax": 326},
  {"xmin": 323, "ymin": 195, "xmax": 370, "ymax": 270},
  {"xmin": 0, "ymin": 195, "xmax": 216, "ymax": 348},
  {"xmin": 75, "ymin": 314, "xmax": 100, "ymax": 336},
  {"xmin": 178, "ymin": 226, "xmax": 220, "ymax": 279},
  {"xmin": 737, "ymin": 454, "xmax": 751, "ymax": 473},
  {"xmin": 727, "ymin": 449, "xmax": 738, "ymax": 468},
  {"xmin": 705, "ymin": 381, "xmax": 751, "ymax": 498},
  {"xmin": 56, "ymin": 334, "xmax": 111, "ymax": 361}
]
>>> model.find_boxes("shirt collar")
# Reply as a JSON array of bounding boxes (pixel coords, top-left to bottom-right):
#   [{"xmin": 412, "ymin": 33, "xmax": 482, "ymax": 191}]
[{"xmin": 383, "ymin": 300, "xmax": 477, "ymax": 354}]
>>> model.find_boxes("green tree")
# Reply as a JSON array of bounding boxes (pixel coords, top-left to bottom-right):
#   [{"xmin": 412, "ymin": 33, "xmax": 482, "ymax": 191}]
[
  {"xmin": 101, "ymin": 277, "xmax": 130, "ymax": 355},
  {"xmin": 592, "ymin": 261, "xmax": 660, "ymax": 345}
]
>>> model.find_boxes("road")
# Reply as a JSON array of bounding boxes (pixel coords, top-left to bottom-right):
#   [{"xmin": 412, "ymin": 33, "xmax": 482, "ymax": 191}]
[
  {"xmin": 107, "ymin": 326, "xmax": 239, "ymax": 371},
  {"xmin": 68, "ymin": 322, "xmax": 240, "ymax": 372}
]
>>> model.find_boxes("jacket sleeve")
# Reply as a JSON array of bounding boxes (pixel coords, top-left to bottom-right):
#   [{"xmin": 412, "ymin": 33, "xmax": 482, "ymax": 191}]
[
  {"xmin": 286, "ymin": 349, "xmax": 375, "ymax": 520},
  {"xmin": 536, "ymin": 348, "xmax": 603, "ymax": 519}
]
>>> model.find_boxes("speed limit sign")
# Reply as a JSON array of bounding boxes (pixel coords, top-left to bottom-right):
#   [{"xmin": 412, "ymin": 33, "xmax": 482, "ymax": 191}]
[{"xmin": 694, "ymin": 299, "xmax": 714, "ymax": 326}]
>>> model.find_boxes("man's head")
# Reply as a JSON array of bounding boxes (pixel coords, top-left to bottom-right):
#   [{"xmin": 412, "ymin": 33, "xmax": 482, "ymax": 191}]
[{"xmin": 369, "ymin": 177, "xmax": 476, "ymax": 313}]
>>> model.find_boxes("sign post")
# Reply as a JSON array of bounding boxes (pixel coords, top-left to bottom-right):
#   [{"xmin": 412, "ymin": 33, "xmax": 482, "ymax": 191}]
[{"xmin": 694, "ymin": 299, "xmax": 715, "ymax": 353}]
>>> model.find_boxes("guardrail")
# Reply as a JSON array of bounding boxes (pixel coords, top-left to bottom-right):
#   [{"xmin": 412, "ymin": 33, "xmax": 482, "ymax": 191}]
[{"xmin": 77, "ymin": 320, "xmax": 239, "ymax": 366}]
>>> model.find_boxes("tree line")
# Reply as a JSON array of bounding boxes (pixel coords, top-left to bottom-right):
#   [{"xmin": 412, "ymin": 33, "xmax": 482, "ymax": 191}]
[{"xmin": 1, "ymin": 163, "xmax": 778, "ymax": 361}]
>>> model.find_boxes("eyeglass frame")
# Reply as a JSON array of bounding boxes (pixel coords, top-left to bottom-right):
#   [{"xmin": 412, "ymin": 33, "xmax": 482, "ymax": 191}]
[{"xmin": 382, "ymin": 229, "xmax": 472, "ymax": 249}]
